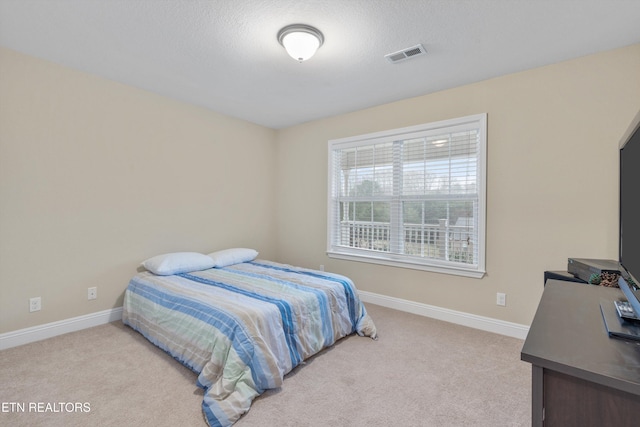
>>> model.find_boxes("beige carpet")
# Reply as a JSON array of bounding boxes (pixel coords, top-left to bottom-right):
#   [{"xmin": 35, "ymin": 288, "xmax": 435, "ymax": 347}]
[{"xmin": 0, "ymin": 304, "xmax": 530, "ymax": 426}]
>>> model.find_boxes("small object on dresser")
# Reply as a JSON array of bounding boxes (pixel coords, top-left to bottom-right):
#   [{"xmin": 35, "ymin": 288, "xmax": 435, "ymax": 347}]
[
  {"xmin": 599, "ymin": 272, "xmax": 620, "ymax": 288},
  {"xmin": 567, "ymin": 258, "xmax": 620, "ymax": 283},
  {"xmin": 543, "ymin": 271, "xmax": 587, "ymax": 286},
  {"xmin": 614, "ymin": 300, "xmax": 640, "ymax": 322}
]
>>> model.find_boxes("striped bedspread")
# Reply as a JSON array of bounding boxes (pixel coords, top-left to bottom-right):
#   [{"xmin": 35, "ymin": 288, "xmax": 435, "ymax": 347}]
[{"xmin": 122, "ymin": 260, "xmax": 376, "ymax": 426}]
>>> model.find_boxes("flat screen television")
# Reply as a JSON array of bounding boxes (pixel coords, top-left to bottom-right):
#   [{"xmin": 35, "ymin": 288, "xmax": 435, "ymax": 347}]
[{"xmin": 618, "ymin": 110, "xmax": 640, "ymax": 318}]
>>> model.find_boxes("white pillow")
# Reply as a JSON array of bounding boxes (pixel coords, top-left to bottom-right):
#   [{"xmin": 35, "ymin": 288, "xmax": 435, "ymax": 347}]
[
  {"xmin": 207, "ymin": 248, "xmax": 258, "ymax": 268},
  {"xmin": 141, "ymin": 252, "xmax": 215, "ymax": 275}
]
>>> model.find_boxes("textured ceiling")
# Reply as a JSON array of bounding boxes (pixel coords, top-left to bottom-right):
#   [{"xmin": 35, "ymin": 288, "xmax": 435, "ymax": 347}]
[{"xmin": 1, "ymin": 0, "xmax": 639, "ymax": 129}]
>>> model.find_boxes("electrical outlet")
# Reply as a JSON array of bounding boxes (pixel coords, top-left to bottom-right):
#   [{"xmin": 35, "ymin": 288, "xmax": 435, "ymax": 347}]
[
  {"xmin": 29, "ymin": 297, "xmax": 41, "ymax": 312},
  {"xmin": 496, "ymin": 292, "xmax": 506, "ymax": 306},
  {"xmin": 88, "ymin": 287, "xmax": 97, "ymax": 300}
]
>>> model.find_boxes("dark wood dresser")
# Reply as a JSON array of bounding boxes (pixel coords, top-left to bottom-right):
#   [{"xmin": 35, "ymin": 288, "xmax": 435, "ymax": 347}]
[{"xmin": 521, "ymin": 280, "xmax": 640, "ymax": 426}]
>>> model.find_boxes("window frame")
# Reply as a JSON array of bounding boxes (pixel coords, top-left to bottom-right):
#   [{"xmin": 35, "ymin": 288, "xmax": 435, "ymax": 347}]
[{"xmin": 326, "ymin": 114, "xmax": 487, "ymax": 278}]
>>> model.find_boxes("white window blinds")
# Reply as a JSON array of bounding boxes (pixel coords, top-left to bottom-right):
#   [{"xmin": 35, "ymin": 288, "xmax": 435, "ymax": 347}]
[{"xmin": 327, "ymin": 114, "xmax": 486, "ymax": 278}]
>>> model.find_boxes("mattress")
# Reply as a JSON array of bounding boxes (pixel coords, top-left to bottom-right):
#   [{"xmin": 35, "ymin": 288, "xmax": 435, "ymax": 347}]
[{"xmin": 122, "ymin": 259, "xmax": 376, "ymax": 426}]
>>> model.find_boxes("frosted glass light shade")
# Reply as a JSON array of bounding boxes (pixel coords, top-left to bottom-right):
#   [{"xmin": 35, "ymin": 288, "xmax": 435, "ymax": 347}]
[
  {"xmin": 282, "ymin": 32, "xmax": 320, "ymax": 61},
  {"xmin": 277, "ymin": 24, "xmax": 324, "ymax": 62}
]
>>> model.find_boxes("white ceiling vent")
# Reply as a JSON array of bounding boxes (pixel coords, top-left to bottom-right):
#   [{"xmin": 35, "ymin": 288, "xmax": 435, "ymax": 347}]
[{"xmin": 384, "ymin": 44, "xmax": 427, "ymax": 64}]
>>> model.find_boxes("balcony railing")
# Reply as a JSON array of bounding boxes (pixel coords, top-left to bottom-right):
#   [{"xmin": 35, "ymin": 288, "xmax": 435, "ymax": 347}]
[{"xmin": 339, "ymin": 220, "xmax": 474, "ymax": 264}]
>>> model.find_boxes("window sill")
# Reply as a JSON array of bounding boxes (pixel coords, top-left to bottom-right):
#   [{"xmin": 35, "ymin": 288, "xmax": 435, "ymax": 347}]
[{"xmin": 327, "ymin": 250, "xmax": 486, "ymax": 279}]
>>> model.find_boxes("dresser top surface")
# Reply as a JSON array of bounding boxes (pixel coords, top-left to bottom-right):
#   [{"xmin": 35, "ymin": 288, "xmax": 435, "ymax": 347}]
[{"xmin": 521, "ymin": 280, "xmax": 640, "ymax": 395}]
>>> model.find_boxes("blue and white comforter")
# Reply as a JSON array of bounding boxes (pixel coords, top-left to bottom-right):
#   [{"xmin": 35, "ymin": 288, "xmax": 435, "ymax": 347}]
[{"xmin": 122, "ymin": 260, "xmax": 376, "ymax": 426}]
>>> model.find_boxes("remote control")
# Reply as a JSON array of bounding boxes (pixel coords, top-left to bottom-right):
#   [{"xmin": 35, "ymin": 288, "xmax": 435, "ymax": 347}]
[{"xmin": 614, "ymin": 300, "xmax": 640, "ymax": 322}]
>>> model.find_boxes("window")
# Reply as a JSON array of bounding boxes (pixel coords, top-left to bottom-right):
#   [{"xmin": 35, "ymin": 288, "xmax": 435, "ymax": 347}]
[{"xmin": 327, "ymin": 114, "xmax": 486, "ymax": 278}]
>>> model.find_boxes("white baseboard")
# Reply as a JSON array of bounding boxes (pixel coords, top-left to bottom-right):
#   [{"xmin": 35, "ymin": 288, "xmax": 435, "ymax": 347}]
[
  {"xmin": 358, "ymin": 290, "xmax": 530, "ymax": 340},
  {"xmin": 0, "ymin": 307, "xmax": 123, "ymax": 350},
  {"xmin": 0, "ymin": 293, "xmax": 529, "ymax": 350}
]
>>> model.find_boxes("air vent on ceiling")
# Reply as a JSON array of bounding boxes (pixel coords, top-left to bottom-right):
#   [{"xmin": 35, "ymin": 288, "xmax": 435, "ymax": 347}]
[{"xmin": 384, "ymin": 44, "xmax": 427, "ymax": 64}]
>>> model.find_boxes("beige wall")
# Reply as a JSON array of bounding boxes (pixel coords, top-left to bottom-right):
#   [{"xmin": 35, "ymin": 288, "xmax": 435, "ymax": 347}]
[
  {"xmin": 2, "ymin": 44, "xmax": 639, "ymax": 335},
  {"xmin": 275, "ymin": 44, "xmax": 640, "ymax": 325},
  {"xmin": 0, "ymin": 47, "xmax": 277, "ymax": 333}
]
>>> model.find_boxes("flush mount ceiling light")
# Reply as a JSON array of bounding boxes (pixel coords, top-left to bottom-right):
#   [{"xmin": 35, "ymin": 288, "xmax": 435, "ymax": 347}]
[{"xmin": 277, "ymin": 24, "xmax": 324, "ymax": 62}]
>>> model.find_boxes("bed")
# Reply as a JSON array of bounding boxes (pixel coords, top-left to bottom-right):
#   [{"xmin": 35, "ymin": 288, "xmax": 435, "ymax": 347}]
[{"xmin": 122, "ymin": 251, "xmax": 376, "ymax": 427}]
